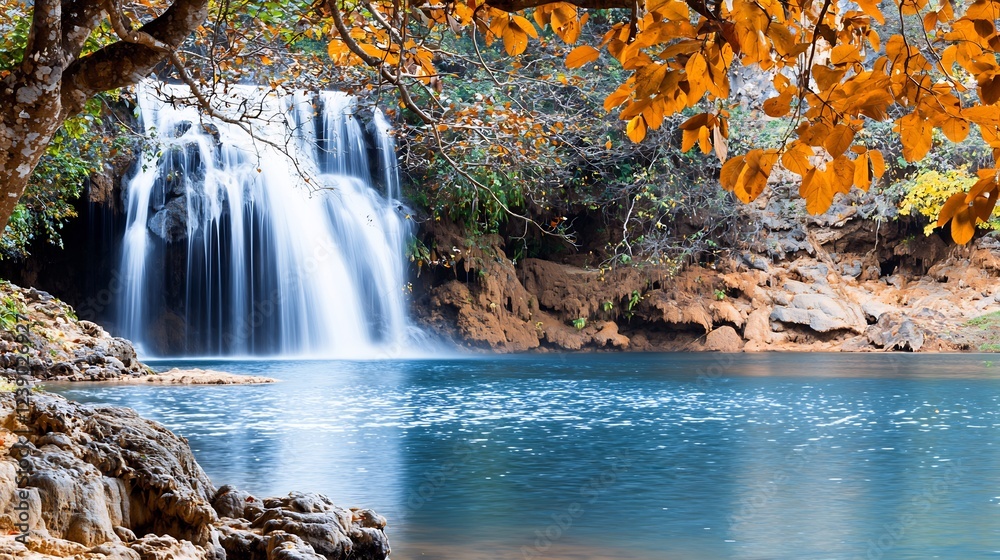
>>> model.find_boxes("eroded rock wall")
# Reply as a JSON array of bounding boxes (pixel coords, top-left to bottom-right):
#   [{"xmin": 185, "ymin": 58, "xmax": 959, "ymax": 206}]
[{"xmin": 414, "ymin": 191, "xmax": 1000, "ymax": 353}]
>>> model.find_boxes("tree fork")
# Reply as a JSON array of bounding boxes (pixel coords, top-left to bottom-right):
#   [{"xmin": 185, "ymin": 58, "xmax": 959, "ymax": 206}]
[{"xmin": 0, "ymin": 0, "xmax": 209, "ymax": 237}]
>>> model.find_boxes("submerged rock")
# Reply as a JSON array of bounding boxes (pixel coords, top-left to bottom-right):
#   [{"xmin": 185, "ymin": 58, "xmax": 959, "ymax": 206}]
[{"xmin": 120, "ymin": 368, "xmax": 276, "ymax": 385}]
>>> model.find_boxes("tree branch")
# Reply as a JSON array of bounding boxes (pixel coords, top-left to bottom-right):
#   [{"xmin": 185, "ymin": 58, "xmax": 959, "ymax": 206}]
[
  {"xmin": 103, "ymin": 0, "xmax": 173, "ymax": 52},
  {"xmin": 60, "ymin": 0, "xmax": 210, "ymax": 114},
  {"xmin": 485, "ymin": 0, "xmax": 629, "ymax": 11},
  {"xmin": 61, "ymin": 0, "xmax": 105, "ymax": 61}
]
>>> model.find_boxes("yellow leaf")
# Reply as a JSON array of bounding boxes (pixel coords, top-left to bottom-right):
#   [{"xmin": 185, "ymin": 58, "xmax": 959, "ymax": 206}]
[
  {"xmin": 812, "ymin": 65, "xmax": 847, "ymax": 91},
  {"xmin": 604, "ymin": 82, "xmax": 632, "ymax": 111},
  {"xmin": 942, "ymin": 118, "xmax": 970, "ymax": 142},
  {"xmin": 855, "ymin": 0, "xmax": 886, "ymax": 22},
  {"xmin": 800, "ymin": 166, "xmax": 836, "ymax": 214},
  {"xmin": 626, "ymin": 115, "xmax": 648, "ymax": 143},
  {"xmin": 512, "ymin": 15, "xmax": 538, "ymax": 38},
  {"xmin": 951, "ymin": 207, "xmax": 976, "ymax": 244},
  {"xmin": 965, "ymin": 175, "xmax": 996, "ymax": 202},
  {"xmin": 937, "ymin": 192, "xmax": 968, "ymax": 227},
  {"xmin": 502, "ymin": 25, "xmax": 528, "ymax": 56},
  {"xmin": 565, "ymin": 45, "xmax": 600, "ymax": 68},
  {"xmin": 830, "ymin": 45, "xmax": 862, "ymax": 65},
  {"xmin": 620, "ymin": 98, "xmax": 651, "ymax": 120},
  {"xmin": 897, "ymin": 113, "xmax": 932, "ymax": 162},
  {"xmin": 869, "ymin": 149, "xmax": 886, "ymax": 178},
  {"xmin": 681, "ymin": 128, "xmax": 698, "ymax": 152},
  {"xmin": 982, "ymin": 76, "xmax": 1000, "ymax": 105},
  {"xmin": 762, "ymin": 94, "xmax": 791, "ymax": 117},
  {"xmin": 327, "ymin": 40, "xmax": 348, "ymax": 60},
  {"xmin": 832, "ymin": 156, "xmax": 856, "ymax": 194},
  {"xmin": 713, "ymin": 125, "xmax": 728, "ymax": 162},
  {"xmin": 922, "ymin": 11, "xmax": 938, "ymax": 32},
  {"xmin": 643, "ymin": 99, "xmax": 665, "ymax": 129},
  {"xmin": 685, "ymin": 53, "xmax": 708, "ymax": 102},
  {"xmin": 533, "ymin": 6, "xmax": 550, "ymax": 27},
  {"xmin": 854, "ymin": 153, "xmax": 871, "ymax": 190},
  {"xmin": 720, "ymin": 156, "xmax": 746, "ymax": 192},
  {"xmin": 781, "ymin": 144, "xmax": 812, "ymax": 176},
  {"xmin": 679, "ymin": 112, "xmax": 710, "ymax": 130},
  {"xmin": 824, "ymin": 125, "xmax": 855, "ymax": 157},
  {"xmin": 635, "ymin": 63, "xmax": 669, "ymax": 98},
  {"xmin": 973, "ymin": 192, "xmax": 998, "ymax": 221},
  {"xmin": 698, "ymin": 126, "xmax": 712, "ymax": 154},
  {"xmin": 732, "ymin": 149, "xmax": 776, "ymax": 203},
  {"xmin": 647, "ymin": 0, "xmax": 688, "ymax": 19}
]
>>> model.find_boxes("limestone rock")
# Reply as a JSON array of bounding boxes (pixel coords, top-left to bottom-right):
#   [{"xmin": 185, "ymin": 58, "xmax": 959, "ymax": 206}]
[
  {"xmin": 866, "ymin": 312, "xmax": 926, "ymax": 351},
  {"xmin": 0, "ymin": 391, "xmax": 390, "ymax": 560},
  {"xmin": 0, "ymin": 282, "xmax": 151, "ymax": 381},
  {"xmin": 213, "ymin": 486, "xmax": 264, "ymax": 522},
  {"xmin": 770, "ymin": 292, "xmax": 866, "ymax": 333},
  {"xmin": 592, "ymin": 322, "xmax": 630, "ymax": 349},
  {"xmin": 248, "ymin": 493, "xmax": 390, "ymax": 560},
  {"xmin": 129, "ymin": 368, "xmax": 276, "ymax": 385},
  {"xmin": 743, "ymin": 309, "xmax": 772, "ymax": 344},
  {"xmin": 861, "ymin": 299, "xmax": 894, "ymax": 322},
  {"xmin": 645, "ymin": 292, "xmax": 713, "ymax": 332},
  {"xmin": 704, "ymin": 326, "xmax": 744, "ymax": 352},
  {"xmin": 709, "ymin": 300, "xmax": 745, "ymax": 328},
  {"xmin": 128, "ymin": 534, "xmax": 209, "ymax": 560}
]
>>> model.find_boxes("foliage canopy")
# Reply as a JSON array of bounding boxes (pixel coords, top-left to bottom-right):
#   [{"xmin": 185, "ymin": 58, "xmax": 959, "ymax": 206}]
[{"xmin": 322, "ymin": 0, "xmax": 1000, "ymax": 244}]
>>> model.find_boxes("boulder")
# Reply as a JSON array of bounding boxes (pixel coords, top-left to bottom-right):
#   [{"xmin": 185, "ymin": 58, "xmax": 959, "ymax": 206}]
[
  {"xmin": 592, "ymin": 321, "xmax": 630, "ymax": 349},
  {"xmin": 705, "ymin": 326, "xmax": 744, "ymax": 352},
  {"xmin": 743, "ymin": 308, "xmax": 773, "ymax": 343},
  {"xmin": 866, "ymin": 312, "xmax": 926, "ymax": 351},
  {"xmin": 0, "ymin": 392, "xmax": 390, "ymax": 560},
  {"xmin": 770, "ymin": 292, "xmax": 866, "ymax": 333}
]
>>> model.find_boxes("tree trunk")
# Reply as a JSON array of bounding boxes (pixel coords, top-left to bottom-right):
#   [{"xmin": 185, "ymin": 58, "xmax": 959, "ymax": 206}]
[{"xmin": 0, "ymin": 0, "xmax": 209, "ymax": 236}]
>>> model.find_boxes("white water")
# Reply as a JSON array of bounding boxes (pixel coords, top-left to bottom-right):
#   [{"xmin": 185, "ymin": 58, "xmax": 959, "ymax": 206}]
[{"xmin": 116, "ymin": 82, "xmax": 416, "ymax": 358}]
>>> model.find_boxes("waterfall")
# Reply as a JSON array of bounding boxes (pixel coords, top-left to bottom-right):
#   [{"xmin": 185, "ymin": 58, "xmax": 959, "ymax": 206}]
[{"xmin": 116, "ymin": 82, "xmax": 415, "ymax": 358}]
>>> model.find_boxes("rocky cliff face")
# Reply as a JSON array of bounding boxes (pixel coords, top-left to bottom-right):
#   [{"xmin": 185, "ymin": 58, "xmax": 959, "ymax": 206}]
[
  {"xmin": 0, "ymin": 391, "xmax": 390, "ymax": 560},
  {"xmin": 413, "ymin": 189, "xmax": 1000, "ymax": 353},
  {"xmin": 0, "ymin": 283, "xmax": 149, "ymax": 381}
]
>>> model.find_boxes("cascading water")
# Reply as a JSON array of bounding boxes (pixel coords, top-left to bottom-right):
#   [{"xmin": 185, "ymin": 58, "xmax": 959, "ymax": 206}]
[{"xmin": 116, "ymin": 82, "xmax": 416, "ymax": 358}]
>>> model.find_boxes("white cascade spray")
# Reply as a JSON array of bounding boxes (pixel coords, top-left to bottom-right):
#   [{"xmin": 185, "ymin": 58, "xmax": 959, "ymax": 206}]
[{"xmin": 116, "ymin": 82, "xmax": 416, "ymax": 358}]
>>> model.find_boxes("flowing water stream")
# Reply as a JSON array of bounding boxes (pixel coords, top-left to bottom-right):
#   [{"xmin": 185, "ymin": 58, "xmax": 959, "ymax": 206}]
[{"xmin": 116, "ymin": 83, "xmax": 414, "ymax": 358}]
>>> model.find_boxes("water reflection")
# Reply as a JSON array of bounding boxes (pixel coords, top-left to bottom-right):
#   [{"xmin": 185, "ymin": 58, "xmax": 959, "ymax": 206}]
[{"xmin": 46, "ymin": 353, "xmax": 1000, "ymax": 559}]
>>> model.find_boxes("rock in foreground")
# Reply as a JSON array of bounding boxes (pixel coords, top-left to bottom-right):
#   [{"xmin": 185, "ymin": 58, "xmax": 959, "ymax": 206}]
[{"xmin": 0, "ymin": 391, "xmax": 389, "ymax": 560}]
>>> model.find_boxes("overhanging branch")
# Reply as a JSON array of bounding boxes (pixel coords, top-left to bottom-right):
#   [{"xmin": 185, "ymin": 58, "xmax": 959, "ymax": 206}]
[{"xmin": 61, "ymin": 0, "xmax": 210, "ymax": 113}]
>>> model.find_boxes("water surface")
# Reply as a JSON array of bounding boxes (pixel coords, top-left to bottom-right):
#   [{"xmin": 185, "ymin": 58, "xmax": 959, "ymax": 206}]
[{"xmin": 46, "ymin": 353, "xmax": 1000, "ymax": 559}]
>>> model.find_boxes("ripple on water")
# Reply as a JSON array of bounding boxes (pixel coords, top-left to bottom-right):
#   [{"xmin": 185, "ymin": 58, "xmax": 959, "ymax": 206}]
[{"xmin": 44, "ymin": 353, "xmax": 1000, "ymax": 560}]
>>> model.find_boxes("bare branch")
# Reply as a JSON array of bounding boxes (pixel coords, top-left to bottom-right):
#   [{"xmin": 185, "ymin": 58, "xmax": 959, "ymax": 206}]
[
  {"xmin": 103, "ymin": 0, "xmax": 172, "ymax": 52},
  {"xmin": 485, "ymin": 0, "xmax": 630, "ymax": 11}
]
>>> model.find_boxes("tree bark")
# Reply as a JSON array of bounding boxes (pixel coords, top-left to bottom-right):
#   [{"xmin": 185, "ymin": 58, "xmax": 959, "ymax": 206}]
[{"xmin": 0, "ymin": 0, "xmax": 209, "ymax": 236}]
